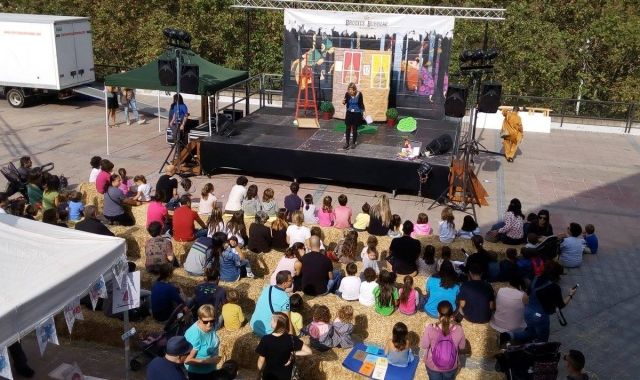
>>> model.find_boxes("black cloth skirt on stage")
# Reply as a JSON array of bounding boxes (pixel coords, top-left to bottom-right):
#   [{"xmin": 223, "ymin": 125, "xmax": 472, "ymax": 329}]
[{"xmin": 345, "ymin": 111, "xmax": 363, "ymax": 127}]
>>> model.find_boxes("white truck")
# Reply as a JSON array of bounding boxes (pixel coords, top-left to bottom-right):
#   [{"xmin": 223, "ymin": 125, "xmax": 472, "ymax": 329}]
[{"xmin": 0, "ymin": 13, "xmax": 95, "ymax": 108}]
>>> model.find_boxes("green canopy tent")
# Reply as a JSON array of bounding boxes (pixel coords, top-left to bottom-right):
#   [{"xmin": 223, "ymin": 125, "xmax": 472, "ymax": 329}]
[{"xmin": 102, "ymin": 50, "xmax": 248, "ymax": 153}]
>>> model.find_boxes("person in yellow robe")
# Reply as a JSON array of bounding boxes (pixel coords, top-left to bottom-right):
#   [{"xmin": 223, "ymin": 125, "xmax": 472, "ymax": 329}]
[{"xmin": 501, "ymin": 106, "xmax": 523, "ymax": 162}]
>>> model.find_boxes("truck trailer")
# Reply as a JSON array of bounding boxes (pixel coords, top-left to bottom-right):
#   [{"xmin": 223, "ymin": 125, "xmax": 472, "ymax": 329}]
[{"xmin": 0, "ymin": 13, "xmax": 95, "ymax": 107}]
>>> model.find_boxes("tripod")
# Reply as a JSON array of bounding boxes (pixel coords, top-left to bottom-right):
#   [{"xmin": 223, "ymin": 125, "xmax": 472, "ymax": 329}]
[{"xmin": 159, "ymin": 126, "xmax": 185, "ymax": 173}]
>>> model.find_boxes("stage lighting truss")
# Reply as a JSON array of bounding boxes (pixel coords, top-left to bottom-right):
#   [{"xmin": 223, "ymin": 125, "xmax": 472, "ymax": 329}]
[
  {"xmin": 459, "ymin": 48, "xmax": 498, "ymax": 72},
  {"xmin": 231, "ymin": 0, "xmax": 505, "ymax": 20},
  {"xmin": 164, "ymin": 28, "xmax": 192, "ymax": 49}
]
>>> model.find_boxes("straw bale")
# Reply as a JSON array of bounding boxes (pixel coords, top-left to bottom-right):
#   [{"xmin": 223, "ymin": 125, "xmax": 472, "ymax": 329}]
[
  {"xmin": 108, "ymin": 225, "xmax": 146, "ymax": 259},
  {"xmin": 130, "ymin": 202, "xmax": 149, "ymax": 227},
  {"xmin": 78, "ymin": 182, "xmax": 100, "ymax": 209},
  {"xmin": 172, "ymin": 240, "xmax": 194, "ymax": 264}
]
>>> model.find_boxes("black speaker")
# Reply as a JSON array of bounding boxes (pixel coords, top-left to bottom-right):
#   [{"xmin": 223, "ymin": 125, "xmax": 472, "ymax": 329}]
[
  {"xmin": 444, "ymin": 85, "xmax": 468, "ymax": 118},
  {"xmin": 478, "ymin": 82, "xmax": 502, "ymax": 113},
  {"xmin": 425, "ymin": 134, "xmax": 453, "ymax": 156},
  {"xmin": 158, "ymin": 59, "xmax": 176, "ymax": 86},
  {"xmin": 180, "ymin": 64, "xmax": 199, "ymax": 94}
]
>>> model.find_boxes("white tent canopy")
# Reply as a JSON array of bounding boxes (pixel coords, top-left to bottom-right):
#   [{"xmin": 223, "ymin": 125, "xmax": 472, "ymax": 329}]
[{"xmin": 0, "ymin": 214, "xmax": 126, "ymax": 348}]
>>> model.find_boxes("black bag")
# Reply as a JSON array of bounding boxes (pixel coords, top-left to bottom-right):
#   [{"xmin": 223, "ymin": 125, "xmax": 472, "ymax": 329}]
[{"xmin": 425, "ymin": 134, "xmax": 453, "ymax": 155}]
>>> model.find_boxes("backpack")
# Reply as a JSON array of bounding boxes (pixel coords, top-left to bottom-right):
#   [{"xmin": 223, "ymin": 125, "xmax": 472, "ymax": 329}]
[
  {"xmin": 431, "ymin": 325, "xmax": 458, "ymax": 370},
  {"xmin": 531, "ymin": 257, "xmax": 545, "ymax": 277}
]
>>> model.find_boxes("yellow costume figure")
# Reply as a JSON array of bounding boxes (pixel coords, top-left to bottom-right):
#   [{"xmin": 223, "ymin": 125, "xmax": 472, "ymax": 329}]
[{"xmin": 501, "ymin": 107, "xmax": 523, "ymax": 162}]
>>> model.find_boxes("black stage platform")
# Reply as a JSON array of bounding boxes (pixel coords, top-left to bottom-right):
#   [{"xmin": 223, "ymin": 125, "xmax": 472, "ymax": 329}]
[{"xmin": 199, "ymin": 107, "xmax": 459, "ymax": 198}]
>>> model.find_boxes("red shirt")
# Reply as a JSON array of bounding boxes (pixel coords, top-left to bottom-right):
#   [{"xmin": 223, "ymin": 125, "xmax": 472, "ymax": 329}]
[
  {"xmin": 146, "ymin": 201, "xmax": 168, "ymax": 228},
  {"xmin": 95, "ymin": 170, "xmax": 111, "ymax": 194},
  {"xmin": 172, "ymin": 205, "xmax": 198, "ymax": 242}
]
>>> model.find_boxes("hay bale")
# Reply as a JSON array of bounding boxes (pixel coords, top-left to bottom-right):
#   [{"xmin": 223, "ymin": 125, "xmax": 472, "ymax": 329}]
[
  {"xmin": 78, "ymin": 182, "xmax": 101, "ymax": 211},
  {"xmin": 130, "ymin": 202, "xmax": 149, "ymax": 227},
  {"xmin": 172, "ymin": 240, "xmax": 194, "ymax": 264},
  {"xmin": 108, "ymin": 225, "xmax": 146, "ymax": 259}
]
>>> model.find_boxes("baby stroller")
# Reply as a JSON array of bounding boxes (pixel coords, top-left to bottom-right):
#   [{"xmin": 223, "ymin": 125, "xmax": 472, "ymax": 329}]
[
  {"xmin": 495, "ymin": 341, "xmax": 561, "ymax": 380},
  {"xmin": 1, "ymin": 161, "xmax": 54, "ymax": 198},
  {"xmin": 129, "ymin": 304, "xmax": 192, "ymax": 371}
]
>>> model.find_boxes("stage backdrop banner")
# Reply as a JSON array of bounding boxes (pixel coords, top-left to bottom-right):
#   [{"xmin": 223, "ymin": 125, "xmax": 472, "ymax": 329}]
[{"xmin": 283, "ymin": 9, "xmax": 454, "ymax": 120}]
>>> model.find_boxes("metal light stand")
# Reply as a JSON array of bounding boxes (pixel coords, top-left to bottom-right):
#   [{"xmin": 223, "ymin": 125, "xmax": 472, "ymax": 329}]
[{"xmin": 159, "ymin": 47, "xmax": 184, "ymax": 174}]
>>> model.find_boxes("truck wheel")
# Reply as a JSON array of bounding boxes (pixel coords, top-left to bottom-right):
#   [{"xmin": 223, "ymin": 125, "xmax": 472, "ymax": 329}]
[{"xmin": 6, "ymin": 88, "xmax": 26, "ymax": 108}]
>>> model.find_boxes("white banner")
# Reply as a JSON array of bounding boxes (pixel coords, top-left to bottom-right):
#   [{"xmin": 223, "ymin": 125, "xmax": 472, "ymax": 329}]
[
  {"xmin": 0, "ymin": 346, "xmax": 12, "ymax": 380},
  {"xmin": 113, "ymin": 271, "xmax": 141, "ymax": 314},
  {"xmin": 35, "ymin": 316, "xmax": 59, "ymax": 356}
]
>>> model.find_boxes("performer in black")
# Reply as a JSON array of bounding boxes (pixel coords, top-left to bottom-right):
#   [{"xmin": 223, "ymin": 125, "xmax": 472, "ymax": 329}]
[{"xmin": 342, "ymin": 83, "xmax": 365, "ymax": 150}]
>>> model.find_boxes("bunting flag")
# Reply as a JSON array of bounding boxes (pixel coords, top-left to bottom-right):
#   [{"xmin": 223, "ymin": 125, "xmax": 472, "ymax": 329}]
[
  {"xmin": 112, "ymin": 256, "xmax": 128, "ymax": 289},
  {"xmin": 35, "ymin": 317, "xmax": 59, "ymax": 356},
  {"xmin": 88, "ymin": 275, "xmax": 107, "ymax": 311},
  {"xmin": 63, "ymin": 297, "xmax": 83, "ymax": 334},
  {"xmin": 0, "ymin": 346, "xmax": 13, "ymax": 380}
]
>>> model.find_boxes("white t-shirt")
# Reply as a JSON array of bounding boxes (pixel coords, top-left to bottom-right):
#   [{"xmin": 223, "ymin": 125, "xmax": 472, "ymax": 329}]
[
  {"xmin": 303, "ymin": 204, "xmax": 317, "ymax": 224},
  {"xmin": 198, "ymin": 193, "xmax": 217, "ymax": 215},
  {"xmin": 359, "ymin": 280, "xmax": 378, "ymax": 307},
  {"xmin": 89, "ymin": 168, "xmax": 100, "ymax": 183},
  {"xmin": 286, "ymin": 225, "xmax": 311, "ymax": 247},
  {"xmin": 225, "ymin": 185, "xmax": 246, "ymax": 212},
  {"xmin": 136, "ymin": 183, "xmax": 152, "ymax": 201},
  {"xmin": 338, "ymin": 275, "xmax": 361, "ymax": 301}
]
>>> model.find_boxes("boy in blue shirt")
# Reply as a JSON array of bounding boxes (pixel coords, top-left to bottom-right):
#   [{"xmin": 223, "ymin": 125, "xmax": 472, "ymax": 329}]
[{"xmin": 583, "ymin": 224, "xmax": 598, "ymax": 254}]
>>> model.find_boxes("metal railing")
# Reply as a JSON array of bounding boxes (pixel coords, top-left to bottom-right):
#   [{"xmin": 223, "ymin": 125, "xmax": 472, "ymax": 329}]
[
  {"xmin": 501, "ymin": 95, "xmax": 638, "ymax": 133},
  {"xmin": 261, "ymin": 73, "xmax": 283, "ymax": 106},
  {"xmin": 210, "ymin": 74, "xmax": 264, "ymax": 135}
]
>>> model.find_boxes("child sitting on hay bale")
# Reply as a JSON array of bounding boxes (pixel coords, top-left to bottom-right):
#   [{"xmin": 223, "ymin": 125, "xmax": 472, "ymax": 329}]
[
  {"xmin": 359, "ymin": 267, "xmax": 378, "ymax": 307},
  {"xmin": 332, "ymin": 305, "xmax": 354, "ymax": 349},
  {"xmin": 373, "ymin": 270, "xmax": 399, "ymax": 316},
  {"xmin": 337, "ymin": 263, "xmax": 361, "ymax": 301},
  {"xmin": 385, "ymin": 322, "xmax": 415, "ymax": 367},
  {"xmin": 289, "ymin": 293, "xmax": 304, "ymax": 336},
  {"xmin": 221, "ymin": 289, "xmax": 244, "ymax": 331},
  {"xmin": 302, "ymin": 305, "xmax": 335, "ymax": 351}
]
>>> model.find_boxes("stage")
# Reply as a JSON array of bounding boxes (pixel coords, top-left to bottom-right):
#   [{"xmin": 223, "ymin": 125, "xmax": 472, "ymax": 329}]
[{"xmin": 199, "ymin": 107, "xmax": 460, "ymax": 198}]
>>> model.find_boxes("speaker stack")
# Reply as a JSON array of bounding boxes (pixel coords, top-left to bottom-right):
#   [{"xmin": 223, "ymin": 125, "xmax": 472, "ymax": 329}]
[
  {"xmin": 478, "ymin": 82, "xmax": 502, "ymax": 113},
  {"xmin": 157, "ymin": 60, "xmax": 199, "ymax": 94},
  {"xmin": 444, "ymin": 84, "xmax": 468, "ymax": 118}
]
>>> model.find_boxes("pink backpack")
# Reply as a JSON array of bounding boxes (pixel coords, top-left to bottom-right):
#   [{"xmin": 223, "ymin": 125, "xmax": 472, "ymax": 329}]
[{"xmin": 431, "ymin": 325, "xmax": 458, "ymax": 370}]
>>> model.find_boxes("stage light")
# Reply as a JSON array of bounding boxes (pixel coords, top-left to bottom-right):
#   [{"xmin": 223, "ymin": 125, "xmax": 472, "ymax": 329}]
[
  {"xmin": 483, "ymin": 49, "xmax": 498, "ymax": 61},
  {"xmin": 471, "ymin": 49, "xmax": 484, "ymax": 62},
  {"xmin": 459, "ymin": 50, "xmax": 474, "ymax": 63},
  {"xmin": 164, "ymin": 28, "xmax": 192, "ymax": 49}
]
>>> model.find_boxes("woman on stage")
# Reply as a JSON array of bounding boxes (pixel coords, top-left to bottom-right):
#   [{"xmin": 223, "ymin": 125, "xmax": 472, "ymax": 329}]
[{"xmin": 342, "ymin": 83, "xmax": 365, "ymax": 150}]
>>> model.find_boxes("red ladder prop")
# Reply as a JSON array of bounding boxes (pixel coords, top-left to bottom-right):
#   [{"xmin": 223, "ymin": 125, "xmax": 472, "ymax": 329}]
[{"xmin": 295, "ymin": 66, "xmax": 318, "ymax": 120}]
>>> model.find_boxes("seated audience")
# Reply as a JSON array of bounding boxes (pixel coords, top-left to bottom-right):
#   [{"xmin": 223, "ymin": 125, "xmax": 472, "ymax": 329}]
[
  {"xmin": 387, "ymin": 214, "xmax": 403, "ymax": 238},
  {"xmin": 42, "ymin": 208, "xmax": 67, "ymax": 228},
  {"xmin": 385, "ymin": 322, "xmax": 413, "ymax": 367},
  {"xmin": 261, "ymin": 188, "xmax": 277, "ymax": 217},
  {"xmin": 42, "ymin": 175, "xmax": 60, "ymax": 211},
  {"xmin": 352, "ymin": 202, "xmax": 370, "ymax": 232},
  {"xmin": 411, "ymin": 212, "xmax": 432, "ymax": 238},
  {"xmin": 197, "ymin": 183, "xmax": 217, "ymax": 215},
  {"xmin": 145, "ymin": 221, "xmax": 175, "ymax": 274},
  {"xmin": 67, "ymin": 191, "xmax": 84, "ymax": 222},
  {"xmin": 151, "ymin": 265, "xmax": 186, "ymax": 322},
  {"xmin": 464, "ymin": 235, "xmax": 498, "ymax": 280},
  {"xmin": 309, "ymin": 226, "xmax": 326, "ymax": 252},
  {"xmin": 498, "ymin": 248, "xmax": 520, "ymax": 282},
  {"xmin": 191, "ymin": 267, "xmax": 227, "ymax": 319},
  {"xmin": 417, "ymin": 245, "xmax": 437, "ymax": 277},
  {"xmin": 438, "ymin": 207, "xmax": 456, "ymax": 243},
  {"xmin": 96, "ymin": 159, "xmax": 114, "ymax": 195},
  {"xmin": 270, "ymin": 208, "xmax": 289, "ymax": 251},
  {"xmin": 146, "ymin": 190, "xmax": 169, "ymax": 229},
  {"xmin": 220, "ymin": 236, "xmax": 254, "ymax": 281},
  {"xmin": 565, "ymin": 349, "xmax": 588, "ymax": 380},
  {"xmin": 256, "ymin": 312, "xmax": 311, "ymax": 379},
  {"xmin": 155, "ymin": 165, "xmax": 178, "ymax": 204},
  {"xmin": 146, "ymin": 336, "xmax": 191, "ymax": 380},
  {"xmin": 367, "ymin": 194, "xmax": 392, "ymax": 236},
  {"xmin": 488, "ymin": 198, "xmax": 525, "ymax": 245},
  {"xmin": 359, "ymin": 267, "xmax": 378, "ymax": 307},
  {"xmin": 420, "ymin": 301, "xmax": 466, "ymax": 378},
  {"xmin": 361, "ymin": 235, "xmax": 380, "ymax": 274},
  {"xmin": 184, "ymin": 304, "xmax": 222, "ymax": 379},
  {"xmin": 374, "ymin": 270, "xmax": 399, "ymax": 316},
  {"xmin": 457, "ymin": 215, "xmax": 480, "ymax": 239},
  {"xmin": 206, "ymin": 207, "xmax": 226, "ymax": 237},
  {"xmin": 75, "ymin": 206, "xmax": 114, "ymax": 236},
  {"xmin": 559, "ymin": 222, "xmax": 587, "ymax": 268},
  {"xmin": 242, "ymin": 184, "xmax": 261, "ymax": 217},
  {"xmin": 435, "ymin": 246, "xmax": 452, "ymax": 273},
  {"xmin": 302, "ymin": 305, "xmax": 334, "ymax": 351},
  {"xmin": 302, "ymin": 194, "xmax": 317, "ymax": 224},
  {"xmin": 398, "ymin": 275, "xmax": 419, "ymax": 315},
  {"xmin": 334, "ymin": 229, "xmax": 358, "ymax": 264},
  {"xmin": 226, "ymin": 210, "xmax": 249, "ymax": 247},
  {"xmin": 103, "ymin": 174, "xmax": 139, "ymax": 226},
  {"xmin": 250, "ymin": 271, "xmax": 293, "ymax": 337},
  {"xmin": 88, "ymin": 156, "xmax": 102, "ymax": 183},
  {"xmin": 183, "ymin": 235, "xmax": 213, "ymax": 276},
  {"xmin": 300, "ymin": 236, "xmax": 341, "ymax": 295},
  {"xmin": 270, "ymin": 242, "xmax": 304, "ymax": 292},
  {"xmin": 583, "ymin": 224, "xmax": 598, "ymax": 254},
  {"xmin": 523, "ymin": 212, "xmax": 539, "ymax": 236},
  {"xmin": 26, "ymin": 171, "xmax": 43, "ymax": 206},
  {"xmin": 457, "ymin": 262, "xmax": 496, "ymax": 324},
  {"xmin": 332, "ymin": 305, "xmax": 355, "ymax": 348},
  {"xmin": 490, "ymin": 275, "xmax": 527, "ymax": 334},
  {"xmin": 248, "ymin": 211, "xmax": 272, "ymax": 253},
  {"xmin": 531, "ymin": 209, "xmax": 554, "ymax": 237},
  {"xmin": 388, "ymin": 220, "xmax": 421, "ymax": 275},
  {"xmin": 317, "ymin": 195, "xmax": 335, "ymax": 227},
  {"xmin": 172, "ymin": 195, "xmax": 206, "ymax": 242},
  {"xmin": 224, "ymin": 176, "xmax": 248, "ymax": 213},
  {"xmin": 286, "ymin": 210, "xmax": 311, "ymax": 248},
  {"xmin": 283, "ymin": 182, "xmax": 303, "ymax": 221},
  {"xmin": 424, "ymin": 261, "xmax": 460, "ymax": 317},
  {"xmin": 289, "ymin": 294, "xmax": 304, "ymax": 336},
  {"xmin": 132, "ymin": 175, "xmax": 152, "ymax": 202},
  {"xmin": 333, "ymin": 194, "xmax": 352, "ymax": 228},
  {"xmin": 337, "ymin": 263, "xmax": 361, "ymax": 301},
  {"xmin": 221, "ymin": 289, "xmax": 244, "ymax": 331}
]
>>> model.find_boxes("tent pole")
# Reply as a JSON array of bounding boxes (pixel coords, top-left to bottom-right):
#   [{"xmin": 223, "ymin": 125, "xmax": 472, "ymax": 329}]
[
  {"xmin": 157, "ymin": 91, "xmax": 161, "ymax": 134},
  {"xmin": 208, "ymin": 95, "xmax": 212, "ymax": 136},
  {"xmin": 215, "ymin": 92, "xmax": 219, "ymax": 135},
  {"xmin": 124, "ymin": 309, "xmax": 130, "ymax": 380},
  {"xmin": 104, "ymin": 86, "xmax": 110, "ymax": 155}
]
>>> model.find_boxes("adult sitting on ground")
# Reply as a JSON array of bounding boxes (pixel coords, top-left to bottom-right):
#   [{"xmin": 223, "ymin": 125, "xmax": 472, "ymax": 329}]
[
  {"xmin": 248, "ymin": 211, "xmax": 272, "ymax": 254},
  {"xmin": 490, "ymin": 275, "xmax": 528, "ymax": 334},
  {"xmin": 301, "ymin": 236, "xmax": 342, "ymax": 296},
  {"xmin": 270, "ymin": 208, "xmax": 289, "ymax": 251},
  {"xmin": 367, "ymin": 194, "xmax": 392, "ymax": 236},
  {"xmin": 530, "ymin": 209, "xmax": 554, "ymax": 237},
  {"xmin": 270, "ymin": 242, "xmax": 304, "ymax": 293},
  {"xmin": 424, "ymin": 260, "xmax": 460, "ymax": 318},
  {"xmin": 145, "ymin": 221, "xmax": 175, "ymax": 274},
  {"xmin": 172, "ymin": 195, "xmax": 206, "ymax": 242},
  {"xmin": 146, "ymin": 336, "xmax": 192, "ymax": 380},
  {"xmin": 191, "ymin": 267, "xmax": 227, "ymax": 321},
  {"xmin": 74, "ymin": 205, "xmax": 114, "ymax": 236},
  {"xmin": 183, "ymin": 235, "xmax": 214, "ymax": 277},
  {"xmin": 388, "ymin": 220, "xmax": 422, "ymax": 275},
  {"xmin": 95, "ymin": 159, "xmax": 114, "ymax": 195},
  {"xmin": 464, "ymin": 235, "xmax": 498, "ymax": 280},
  {"xmin": 155, "ymin": 164, "xmax": 179, "ymax": 204},
  {"xmin": 151, "ymin": 265, "xmax": 187, "ymax": 323},
  {"xmin": 488, "ymin": 198, "xmax": 525, "ymax": 245},
  {"xmin": 250, "ymin": 270, "xmax": 293, "ymax": 337},
  {"xmin": 103, "ymin": 174, "xmax": 140, "ymax": 226},
  {"xmin": 559, "ymin": 222, "xmax": 586, "ymax": 268},
  {"xmin": 457, "ymin": 262, "xmax": 496, "ymax": 324},
  {"xmin": 256, "ymin": 312, "xmax": 312, "ymax": 380},
  {"xmin": 507, "ymin": 261, "xmax": 577, "ymax": 344},
  {"xmin": 184, "ymin": 304, "xmax": 223, "ymax": 379}
]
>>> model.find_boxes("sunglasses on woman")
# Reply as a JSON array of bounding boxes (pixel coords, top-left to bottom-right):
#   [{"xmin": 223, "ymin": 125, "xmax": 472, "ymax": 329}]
[{"xmin": 200, "ymin": 319, "xmax": 215, "ymax": 325}]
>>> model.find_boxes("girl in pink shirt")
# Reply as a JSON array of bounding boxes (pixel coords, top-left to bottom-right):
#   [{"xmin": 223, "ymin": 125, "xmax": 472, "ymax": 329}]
[
  {"xmin": 146, "ymin": 191, "xmax": 168, "ymax": 229},
  {"xmin": 411, "ymin": 212, "xmax": 433, "ymax": 238},
  {"xmin": 398, "ymin": 275, "xmax": 419, "ymax": 315},
  {"xmin": 420, "ymin": 300, "xmax": 466, "ymax": 377},
  {"xmin": 333, "ymin": 194, "xmax": 352, "ymax": 228},
  {"xmin": 316, "ymin": 195, "xmax": 335, "ymax": 227}
]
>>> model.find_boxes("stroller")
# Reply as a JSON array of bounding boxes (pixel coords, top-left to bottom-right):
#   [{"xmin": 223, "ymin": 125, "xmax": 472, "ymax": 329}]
[
  {"xmin": 129, "ymin": 304, "xmax": 192, "ymax": 371},
  {"xmin": 1, "ymin": 161, "xmax": 54, "ymax": 198},
  {"xmin": 495, "ymin": 341, "xmax": 562, "ymax": 380}
]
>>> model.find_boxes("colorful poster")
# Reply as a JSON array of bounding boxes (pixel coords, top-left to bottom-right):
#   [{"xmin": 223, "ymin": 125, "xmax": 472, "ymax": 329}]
[
  {"xmin": 283, "ymin": 9, "xmax": 454, "ymax": 120},
  {"xmin": 35, "ymin": 316, "xmax": 59, "ymax": 356}
]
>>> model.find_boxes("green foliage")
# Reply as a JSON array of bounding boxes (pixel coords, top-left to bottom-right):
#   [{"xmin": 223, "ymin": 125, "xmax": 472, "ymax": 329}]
[
  {"xmin": 385, "ymin": 108, "xmax": 399, "ymax": 119},
  {"xmin": 320, "ymin": 101, "xmax": 335, "ymax": 113},
  {"xmin": 2, "ymin": 0, "xmax": 639, "ymax": 102}
]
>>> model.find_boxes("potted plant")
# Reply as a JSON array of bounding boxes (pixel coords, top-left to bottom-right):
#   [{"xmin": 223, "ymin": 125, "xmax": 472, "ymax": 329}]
[
  {"xmin": 385, "ymin": 108, "xmax": 399, "ymax": 127},
  {"xmin": 320, "ymin": 101, "xmax": 335, "ymax": 120}
]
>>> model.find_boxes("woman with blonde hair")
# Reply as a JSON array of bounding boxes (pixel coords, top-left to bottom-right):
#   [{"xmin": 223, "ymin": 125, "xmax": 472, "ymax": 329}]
[
  {"xmin": 286, "ymin": 210, "xmax": 311, "ymax": 248},
  {"xmin": 342, "ymin": 82, "xmax": 365, "ymax": 150},
  {"xmin": 367, "ymin": 194, "xmax": 392, "ymax": 236},
  {"xmin": 184, "ymin": 304, "xmax": 222, "ymax": 379},
  {"xmin": 438, "ymin": 207, "xmax": 456, "ymax": 244},
  {"xmin": 271, "ymin": 208, "xmax": 289, "ymax": 251}
]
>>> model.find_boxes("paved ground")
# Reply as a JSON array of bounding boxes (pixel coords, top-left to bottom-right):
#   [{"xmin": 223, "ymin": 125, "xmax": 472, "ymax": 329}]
[{"xmin": 2, "ymin": 95, "xmax": 640, "ymax": 379}]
